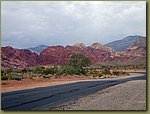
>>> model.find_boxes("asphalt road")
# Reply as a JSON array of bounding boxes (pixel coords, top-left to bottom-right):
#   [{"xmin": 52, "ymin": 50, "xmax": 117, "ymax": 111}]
[{"xmin": 1, "ymin": 72, "xmax": 146, "ymax": 110}]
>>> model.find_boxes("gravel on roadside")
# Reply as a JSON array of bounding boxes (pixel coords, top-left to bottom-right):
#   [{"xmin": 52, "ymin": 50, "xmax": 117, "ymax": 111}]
[{"xmin": 51, "ymin": 80, "xmax": 146, "ymax": 111}]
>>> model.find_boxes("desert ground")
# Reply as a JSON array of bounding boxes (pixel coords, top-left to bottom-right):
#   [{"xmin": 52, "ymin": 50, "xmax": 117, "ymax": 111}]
[{"xmin": 1, "ymin": 75, "xmax": 92, "ymax": 92}]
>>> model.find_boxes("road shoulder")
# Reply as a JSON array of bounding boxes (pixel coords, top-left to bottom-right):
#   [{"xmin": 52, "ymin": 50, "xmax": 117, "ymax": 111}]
[{"xmin": 51, "ymin": 79, "xmax": 146, "ymax": 110}]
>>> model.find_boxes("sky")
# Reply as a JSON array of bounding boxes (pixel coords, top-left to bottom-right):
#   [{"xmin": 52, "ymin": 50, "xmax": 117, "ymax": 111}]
[{"xmin": 1, "ymin": 1, "xmax": 146, "ymax": 49}]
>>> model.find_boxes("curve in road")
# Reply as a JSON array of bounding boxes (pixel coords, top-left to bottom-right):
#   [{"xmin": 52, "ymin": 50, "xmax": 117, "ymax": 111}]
[{"xmin": 1, "ymin": 72, "xmax": 146, "ymax": 110}]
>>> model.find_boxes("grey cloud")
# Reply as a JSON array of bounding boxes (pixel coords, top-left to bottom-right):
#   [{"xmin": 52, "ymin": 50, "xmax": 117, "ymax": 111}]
[{"xmin": 2, "ymin": 1, "xmax": 146, "ymax": 48}]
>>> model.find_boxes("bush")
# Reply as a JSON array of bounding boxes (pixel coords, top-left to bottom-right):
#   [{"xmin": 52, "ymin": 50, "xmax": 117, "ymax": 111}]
[
  {"xmin": 62, "ymin": 66, "xmax": 88, "ymax": 75},
  {"xmin": 63, "ymin": 52, "xmax": 91, "ymax": 75},
  {"xmin": 1, "ymin": 74, "xmax": 8, "ymax": 80},
  {"xmin": 33, "ymin": 67, "xmax": 45, "ymax": 74},
  {"xmin": 2, "ymin": 68, "xmax": 21, "ymax": 74},
  {"xmin": 80, "ymin": 68, "xmax": 88, "ymax": 75},
  {"xmin": 56, "ymin": 66, "xmax": 65, "ymax": 76},
  {"xmin": 5, "ymin": 68, "xmax": 14, "ymax": 73},
  {"xmin": 9, "ymin": 74, "xmax": 22, "ymax": 80},
  {"xmin": 88, "ymin": 71, "xmax": 103, "ymax": 77},
  {"xmin": 42, "ymin": 66, "xmax": 58, "ymax": 75},
  {"xmin": 112, "ymin": 71, "xmax": 120, "ymax": 76},
  {"xmin": 63, "ymin": 66, "xmax": 77, "ymax": 75},
  {"xmin": 112, "ymin": 71, "xmax": 129, "ymax": 76},
  {"xmin": 68, "ymin": 52, "xmax": 91, "ymax": 68},
  {"xmin": 101, "ymin": 69, "xmax": 111, "ymax": 75}
]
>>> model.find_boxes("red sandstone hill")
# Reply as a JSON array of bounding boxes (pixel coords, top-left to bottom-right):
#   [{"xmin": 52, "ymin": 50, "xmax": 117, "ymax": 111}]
[
  {"xmin": 38, "ymin": 44, "xmax": 112, "ymax": 66},
  {"xmin": 1, "ymin": 42, "xmax": 146, "ymax": 68},
  {"xmin": 1, "ymin": 46, "xmax": 38, "ymax": 68}
]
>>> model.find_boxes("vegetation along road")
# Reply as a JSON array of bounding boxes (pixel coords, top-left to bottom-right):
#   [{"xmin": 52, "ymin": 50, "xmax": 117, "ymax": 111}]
[{"xmin": 1, "ymin": 72, "xmax": 146, "ymax": 110}]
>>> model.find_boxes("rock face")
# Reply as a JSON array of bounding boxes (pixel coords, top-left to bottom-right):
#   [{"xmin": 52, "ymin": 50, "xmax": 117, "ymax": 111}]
[
  {"xmin": 110, "ymin": 45, "xmax": 146, "ymax": 65},
  {"xmin": 73, "ymin": 43, "xmax": 86, "ymax": 49},
  {"xmin": 1, "ymin": 36, "xmax": 146, "ymax": 68},
  {"xmin": 38, "ymin": 45, "xmax": 112, "ymax": 65},
  {"xmin": 105, "ymin": 35, "xmax": 146, "ymax": 51},
  {"xmin": 90, "ymin": 42, "xmax": 114, "ymax": 53},
  {"xmin": 1, "ymin": 46, "xmax": 38, "ymax": 68},
  {"xmin": 38, "ymin": 46, "xmax": 72, "ymax": 66}
]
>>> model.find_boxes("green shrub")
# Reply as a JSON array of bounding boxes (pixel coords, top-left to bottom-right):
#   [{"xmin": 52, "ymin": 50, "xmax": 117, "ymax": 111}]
[
  {"xmin": 112, "ymin": 71, "xmax": 129, "ymax": 76},
  {"xmin": 5, "ymin": 68, "xmax": 14, "ymax": 73},
  {"xmin": 88, "ymin": 71, "xmax": 103, "ymax": 77},
  {"xmin": 1, "ymin": 74, "xmax": 8, "ymax": 80},
  {"xmin": 42, "ymin": 66, "xmax": 58, "ymax": 75},
  {"xmin": 62, "ymin": 66, "xmax": 88, "ymax": 75},
  {"xmin": 68, "ymin": 52, "xmax": 91, "ymax": 68},
  {"xmin": 2, "ymin": 68, "xmax": 14, "ymax": 74},
  {"xmin": 80, "ymin": 68, "xmax": 88, "ymax": 75},
  {"xmin": 56, "ymin": 66, "xmax": 65, "ymax": 76},
  {"xmin": 101, "ymin": 69, "xmax": 111, "ymax": 75},
  {"xmin": 33, "ymin": 67, "xmax": 45, "ymax": 74},
  {"xmin": 112, "ymin": 71, "xmax": 120, "ymax": 76},
  {"xmin": 9, "ymin": 74, "xmax": 22, "ymax": 80},
  {"xmin": 63, "ymin": 66, "xmax": 77, "ymax": 75}
]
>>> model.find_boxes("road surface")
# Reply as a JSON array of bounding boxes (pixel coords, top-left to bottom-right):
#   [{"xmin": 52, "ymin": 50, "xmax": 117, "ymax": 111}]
[{"xmin": 1, "ymin": 72, "xmax": 146, "ymax": 110}]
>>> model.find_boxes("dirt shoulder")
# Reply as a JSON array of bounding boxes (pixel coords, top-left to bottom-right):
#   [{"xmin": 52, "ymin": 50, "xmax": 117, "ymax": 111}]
[
  {"xmin": 1, "ymin": 71, "xmax": 145, "ymax": 93},
  {"xmin": 1, "ymin": 75, "xmax": 93, "ymax": 93}
]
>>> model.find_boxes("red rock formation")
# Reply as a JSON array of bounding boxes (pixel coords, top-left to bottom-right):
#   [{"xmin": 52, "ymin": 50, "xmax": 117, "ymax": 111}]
[
  {"xmin": 38, "ymin": 45, "xmax": 112, "ymax": 65},
  {"xmin": 1, "ymin": 42, "xmax": 146, "ymax": 68},
  {"xmin": 90, "ymin": 42, "xmax": 114, "ymax": 53},
  {"xmin": 1, "ymin": 46, "xmax": 38, "ymax": 68},
  {"xmin": 111, "ymin": 45, "xmax": 146, "ymax": 65},
  {"xmin": 73, "ymin": 43, "xmax": 86, "ymax": 49},
  {"xmin": 38, "ymin": 46, "xmax": 72, "ymax": 65}
]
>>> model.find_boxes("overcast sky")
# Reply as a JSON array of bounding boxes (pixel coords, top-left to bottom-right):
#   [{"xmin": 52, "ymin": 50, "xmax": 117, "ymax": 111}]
[{"xmin": 2, "ymin": 1, "xmax": 146, "ymax": 49}]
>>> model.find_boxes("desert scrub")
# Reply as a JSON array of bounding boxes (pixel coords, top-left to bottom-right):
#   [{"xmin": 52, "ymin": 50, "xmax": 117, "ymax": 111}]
[
  {"xmin": 63, "ymin": 66, "xmax": 79, "ymax": 75},
  {"xmin": 42, "ymin": 66, "xmax": 58, "ymax": 75},
  {"xmin": 8, "ymin": 74, "xmax": 22, "ymax": 80},
  {"xmin": 1, "ymin": 74, "xmax": 8, "ymax": 80},
  {"xmin": 62, "ymin": 52, "xmax": 91, "ymax": 75},
  {"xmin": 101, "ymin": 68, "xmax": 111, "ymax": 75},
  {"xmin": 32, "ymin": 67, "xmax": 45, "ymax": 74},
  {"xmin": 112, "ymin": 71, "xmax": 129, "ymax": 76},
  {"xmin": 87, "ymin": 71, "xmax": 103, "ymax": 77},
  {"xmin": 68, "ymin": 52, "xmax": 91, "ymax": 68}
]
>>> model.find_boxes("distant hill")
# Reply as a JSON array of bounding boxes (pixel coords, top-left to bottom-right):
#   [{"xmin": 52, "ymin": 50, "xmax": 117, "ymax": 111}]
[
  {"xmin": 132, "ymin": 37, "xmax": 146, "ymax": 47},
  {"xmin": 28, "ymin": 45, "xmax": 48, "ymax": 54},
  {"xmin": 105, "ymin": 35, "xmax": 146, "ymax": 51}
]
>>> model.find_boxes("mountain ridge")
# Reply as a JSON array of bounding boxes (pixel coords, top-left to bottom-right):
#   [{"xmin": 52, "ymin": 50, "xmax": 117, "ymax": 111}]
[{"xmin": 105, "ymin": 35, "xmax": 146, "ymax": 51}]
